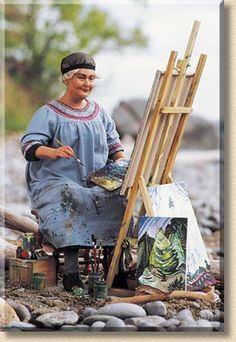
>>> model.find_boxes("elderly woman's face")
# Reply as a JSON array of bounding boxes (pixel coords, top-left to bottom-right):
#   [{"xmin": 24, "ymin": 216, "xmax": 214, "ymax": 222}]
[{"xmin": 65, "ymin": 69, "xmax": 96, "ymax": 99}]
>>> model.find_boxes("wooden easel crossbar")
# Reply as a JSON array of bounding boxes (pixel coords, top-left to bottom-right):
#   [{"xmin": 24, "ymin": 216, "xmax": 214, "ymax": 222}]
[{"xmin": 106, "ymin": 21, "xmax": 207, "ymax": 288}]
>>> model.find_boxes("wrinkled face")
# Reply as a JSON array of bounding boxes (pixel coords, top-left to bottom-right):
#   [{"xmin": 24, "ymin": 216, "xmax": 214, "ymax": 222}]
[{"xmin": 65, "ymin": 69, "xmax": 96, "ymax": 99}]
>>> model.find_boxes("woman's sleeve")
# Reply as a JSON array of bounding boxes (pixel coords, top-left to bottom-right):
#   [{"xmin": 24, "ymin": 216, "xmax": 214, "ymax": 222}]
[
  {"xmin": 21, "ymin": 105, "xmax": 57, "ymax": 161},
  {"xmin": 102, "ymin": 108, "xmax": 124, "ymax": 157}
]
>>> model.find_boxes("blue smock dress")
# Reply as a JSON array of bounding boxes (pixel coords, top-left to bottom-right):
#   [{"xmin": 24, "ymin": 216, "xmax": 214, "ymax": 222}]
[{"xmin": 21, "ymin": 99, "xmax": 126, "ymax": 249}]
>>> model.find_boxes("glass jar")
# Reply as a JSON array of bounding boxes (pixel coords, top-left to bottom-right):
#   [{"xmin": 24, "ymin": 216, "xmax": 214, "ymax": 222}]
[
  {"xmin": 93, "ymin": 280, "xmax": 108, "ymax": 299},
  {"xmin": 87, "ymin": 272, "xmax": 103, "ymax": 295}
]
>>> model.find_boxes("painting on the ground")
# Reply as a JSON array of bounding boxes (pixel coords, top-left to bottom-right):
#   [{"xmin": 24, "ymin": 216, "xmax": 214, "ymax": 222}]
[
  {"xmin": 148, "ymin": 182, "xmax": 216, "ymax": 291},
  {"xmin": 137, "ymin": 216, "xmax": 187, "ymax": 293}
]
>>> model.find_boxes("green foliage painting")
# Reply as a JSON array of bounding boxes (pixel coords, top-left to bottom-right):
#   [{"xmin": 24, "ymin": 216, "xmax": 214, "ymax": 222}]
[
  {"xmin": 4, "ymin": 1, "xmax": 148, "ymax": 131},
  {"xmin": 137, "ymin": 216, "xmax": 187, "ymax": 293}
]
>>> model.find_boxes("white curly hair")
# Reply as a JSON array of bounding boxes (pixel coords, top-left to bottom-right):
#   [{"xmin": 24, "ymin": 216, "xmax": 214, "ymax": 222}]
[{"xmin": 59, "ymin": 68, "xmax": 99, "ymax": 83}]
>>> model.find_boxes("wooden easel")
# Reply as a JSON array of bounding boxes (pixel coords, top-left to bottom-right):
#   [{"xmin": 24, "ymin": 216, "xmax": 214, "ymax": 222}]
[{"xmin": 107, "ymin": 21, "xmax": 207, "ymax": 288}]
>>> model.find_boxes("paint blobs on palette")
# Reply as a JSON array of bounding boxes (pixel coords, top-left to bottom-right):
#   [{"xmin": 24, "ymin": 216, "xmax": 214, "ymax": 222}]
[{"xmin": 88, "ymin": 159, "xmax": 129, "ymax": 191}]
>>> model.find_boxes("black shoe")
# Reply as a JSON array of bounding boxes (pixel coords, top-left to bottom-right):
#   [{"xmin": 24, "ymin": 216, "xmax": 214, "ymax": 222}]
[{"xmin": 63, "ymin": 273, "xmax": 84, "ymax": 291}]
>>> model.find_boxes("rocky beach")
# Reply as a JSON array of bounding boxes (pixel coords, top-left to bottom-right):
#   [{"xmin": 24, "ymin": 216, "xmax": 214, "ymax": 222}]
[{"xmin": 0, "ymin": 133, "xmax": 223, "ymax": 332}]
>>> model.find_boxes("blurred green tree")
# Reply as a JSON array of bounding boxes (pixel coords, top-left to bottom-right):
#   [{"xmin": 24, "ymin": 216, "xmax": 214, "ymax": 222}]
[{"xmin": 5, "ymin": 2, "xmax": 147, "ymax": 106}]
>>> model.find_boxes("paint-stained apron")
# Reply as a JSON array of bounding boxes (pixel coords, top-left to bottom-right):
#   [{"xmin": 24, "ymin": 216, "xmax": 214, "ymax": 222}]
[{"xmin": 30, "ymin": 180, "xmax": 127, "ymax": 248}]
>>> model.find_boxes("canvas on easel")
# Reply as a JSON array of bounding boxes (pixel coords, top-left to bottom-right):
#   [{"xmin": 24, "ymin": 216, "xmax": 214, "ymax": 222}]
[
  {"xmin": 120, "ymin": 72, "xmax": 194, "ymax": 196},
  {"xmin": 107, "ymin": 21, "xmax": 210, "ymax": 290}
]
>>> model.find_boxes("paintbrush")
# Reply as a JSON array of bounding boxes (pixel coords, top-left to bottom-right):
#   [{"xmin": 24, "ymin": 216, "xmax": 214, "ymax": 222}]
[
  {"xmin": 91, "ymin": 235, "xmax": 97, "ymax": 273},
  {"xmin": 96, "ymin": 240, "xmax": 102, "ymax": 272},
  {"xmin": 93, "ymin": 242, "xmax": 97, "ymax": 273},
  {"xmin": 89, "ymin": 250, "xmax": 95, "ymax": 273},
  {"xmin": 54, "ymin": 137, "xmax": 85, "ymax": 167}
]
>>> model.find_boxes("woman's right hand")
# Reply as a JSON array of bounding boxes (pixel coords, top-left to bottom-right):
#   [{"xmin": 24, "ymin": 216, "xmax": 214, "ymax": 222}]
[{"xmin": 35, "ymin": 145, "xmax": 74, "ymax": 160}]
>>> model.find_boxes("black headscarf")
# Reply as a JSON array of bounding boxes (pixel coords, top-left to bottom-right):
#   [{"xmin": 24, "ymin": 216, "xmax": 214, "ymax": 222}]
[{"xmin": 61, "ymin": 52, "xmax": 96, "ymax": 74}]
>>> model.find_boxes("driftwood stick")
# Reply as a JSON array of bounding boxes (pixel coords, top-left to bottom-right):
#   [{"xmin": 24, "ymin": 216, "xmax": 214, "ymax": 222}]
[
  {"xmin": 167, "ymin": 287, "xmax": 215, "ymax": 300},
  {"xmin": 110, "ymin": 293, "xmax": 166, "ymax": 304},
  {"xmin": 108, "ymin": 288, "xmax": 135, "ymax": 298},
  {"xmin": 110, "ymin": 287, "xmax": 216, "ymax": 304},
  {"xmin": 0, "ymin": 206, "xmax": 38, "ymax": 234}
]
